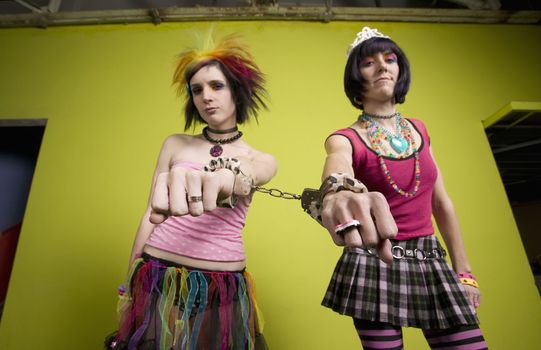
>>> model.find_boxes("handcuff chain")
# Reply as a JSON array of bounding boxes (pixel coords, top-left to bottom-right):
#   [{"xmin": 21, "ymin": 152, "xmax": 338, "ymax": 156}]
[{"xmin": 252, "ymin": 185, "xmax": 301, "ymax": 200}]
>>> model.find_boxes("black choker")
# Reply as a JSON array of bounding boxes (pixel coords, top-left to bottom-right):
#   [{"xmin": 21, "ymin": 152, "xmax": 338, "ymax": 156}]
[
  {"xmin": 360, "ymin": 111, "xmax": 399, "ymax": 120},
  {"xmin": 202, "ymin": 127, "xmax": 243, "ymax": 157},
  {"xmin": 206, "ymin": 126, "xmax": 238, "ymax": 134}
]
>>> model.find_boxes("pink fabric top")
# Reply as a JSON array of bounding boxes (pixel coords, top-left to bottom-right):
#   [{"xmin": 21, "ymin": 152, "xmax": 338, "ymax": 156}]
[
  {"xmin": 145, "ymin": 160, "xmax": 251, "ymax": 262},
  {"xmin": 332, "ymin": 119, "xmax": 438, "ymax": 240}
]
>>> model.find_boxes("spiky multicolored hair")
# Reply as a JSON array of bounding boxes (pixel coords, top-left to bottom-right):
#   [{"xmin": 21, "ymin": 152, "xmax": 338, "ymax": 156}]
[{"xmin": 172, "ymin": 33, "xmax": 267, "ymax": 130}]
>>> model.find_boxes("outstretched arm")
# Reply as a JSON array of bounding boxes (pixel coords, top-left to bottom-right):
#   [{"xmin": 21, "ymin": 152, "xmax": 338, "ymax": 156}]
[
  {"xmin": 150, "ymin": 143, "xmax": 278, "ymax": 224},
  {"xmin": 320, "ymin": 135, "xmax": 397, "ymax": 263}
]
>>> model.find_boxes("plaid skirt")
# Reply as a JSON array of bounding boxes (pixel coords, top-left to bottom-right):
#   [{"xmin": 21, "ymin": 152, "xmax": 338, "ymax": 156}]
[
  {"xmin": 322, "ymin": 235, "xmax": 479, "ymax": 329},
  {"xmin": 106, "ymin": 253, "xmax": 267, "ymax": 350}
]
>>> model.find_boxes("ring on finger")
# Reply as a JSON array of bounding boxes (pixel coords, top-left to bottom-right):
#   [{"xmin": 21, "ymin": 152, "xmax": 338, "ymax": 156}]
[
  {"xmin": 188, "ymin": 195, "xmax": 203, "ymax": 203},
  {"xmin": 334, "ymin": 220, "xmax": 361, "ymax": 235}
]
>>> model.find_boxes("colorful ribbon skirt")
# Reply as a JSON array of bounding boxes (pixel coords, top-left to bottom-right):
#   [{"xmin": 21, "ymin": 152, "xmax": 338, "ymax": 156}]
[{"xmin": 106, "ymin": 253, "xmax": 266, "ymax": 350}]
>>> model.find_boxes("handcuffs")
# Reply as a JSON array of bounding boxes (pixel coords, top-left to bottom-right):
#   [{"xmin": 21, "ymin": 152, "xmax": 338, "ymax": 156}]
[
  {"xmin": 204, "ymin": 157, "xmax": 254, "ymax": 208},
  {"xmin": 300, "ymin": 173, "xmax": 368, "ymax": 235},
  {"xmin": 205, "ymin": 160, "xmax": 367, "ymax": 235}
]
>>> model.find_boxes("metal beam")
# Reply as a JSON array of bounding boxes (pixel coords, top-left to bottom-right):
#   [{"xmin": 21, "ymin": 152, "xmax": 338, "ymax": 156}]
[
  {"xmin": 0, "ymin": 7, "xmax": 540, "ymax": 28},
  {"xmin": 493, "ymin": 138, "xmax": 541, "ymax": 154},
  {"xmin": 14, "ymin": 0, "xmax": 43, "ymax": 14},
  {"xmin": 48, "ymin": 0, "xmax": 62, "ymax": 13},
  {"xmin": 445, "ymin": 0, "xmax": 501, "ymax": 10},
  {"xmin": 149, "ymin": 8, "xmax": 161, "ymax": 25},
  {"xmin": 507, "ymin": 111, "xmax": 535, "ymax": 129}
]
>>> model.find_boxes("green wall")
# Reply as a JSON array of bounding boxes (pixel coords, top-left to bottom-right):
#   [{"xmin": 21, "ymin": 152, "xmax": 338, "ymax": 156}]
[{"xmin": 0, "ymin": 21, "xmax": 540, "ymax": 349}]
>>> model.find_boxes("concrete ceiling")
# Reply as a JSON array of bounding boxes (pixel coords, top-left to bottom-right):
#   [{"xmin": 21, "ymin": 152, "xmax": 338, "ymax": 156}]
[{"xmin": 0, "ymin": 0, "xmax": 540, "ymax": 27}]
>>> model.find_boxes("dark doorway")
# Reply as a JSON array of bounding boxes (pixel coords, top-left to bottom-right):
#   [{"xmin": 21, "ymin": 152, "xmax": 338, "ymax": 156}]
[
  {"xmin": 484, "ymin": 103, "xmax": 541, "ymax": 296},
  {"xmin": 0, "ymin": 119, "xmax": 46, "ymax": 321}
]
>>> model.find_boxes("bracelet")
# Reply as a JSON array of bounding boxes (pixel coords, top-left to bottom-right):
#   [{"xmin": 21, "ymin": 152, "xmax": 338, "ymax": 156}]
[
  {"xmin": 204, "ymin": 157, "xmax": 241, "ymax": 174},
  {"xmin": 320, "ymin": 173, "xmax": 368, "ymax": 199},
  {"xmin": 204, "ymin": 157, "xmax": 254, "ymax": 208},
  {"xmin": 302, "ymin": 173, "xmax": 368, "ymax": 224},
  {"xmin": 459, "ymin": 278, "xmax": 479, "ymax": 289},
  {"xmin": 457, "ymin": 272, "xmax": 476, "ymax": 281}
]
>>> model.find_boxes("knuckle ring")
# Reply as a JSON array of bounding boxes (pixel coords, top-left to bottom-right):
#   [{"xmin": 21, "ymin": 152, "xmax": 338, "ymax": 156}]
[
  {"xmin": 334, "ymin": 219, "xmax": 361, "ymax": 235},
  {"xmin": 188, "ymin": 195, "xmax": 203, "ymax": 203}
]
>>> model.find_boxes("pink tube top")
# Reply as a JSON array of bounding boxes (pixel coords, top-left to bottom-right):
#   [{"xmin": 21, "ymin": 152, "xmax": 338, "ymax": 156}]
[{"xmin": 145, "ymin": 160, "xmax": 252, "ymax": 262}]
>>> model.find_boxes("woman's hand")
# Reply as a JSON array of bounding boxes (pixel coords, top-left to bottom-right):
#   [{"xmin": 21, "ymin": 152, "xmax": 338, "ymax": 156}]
[
  {"xmin": 149, "ymin": 168, "xmax": 234, "ymax": 224},
  {"xmin": 321, "ymin": 190, "xmax": 398, "ymax": 263},
  {"xmin": 463, "ymin": 284, "xmax": 481, "ymax": 309}
]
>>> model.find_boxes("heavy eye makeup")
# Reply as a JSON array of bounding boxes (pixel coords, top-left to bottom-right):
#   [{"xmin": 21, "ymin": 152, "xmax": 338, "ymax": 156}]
[
  {"xmin": 360, "ymin": 52, "xmax": 398, "ymax": 67},
  {"xmin": 189, "ymin": 80, "xmax": 226, "ymax": 95},
  {"xmin": 190, "ymin": 84, "xmax": 202, "ymax": 95},
  {"xmin": 384, "ymin": 52, "xmax": 398, "ymax": 63},
  {"xmin": 209, "ymin": 80, "xmax": 226, "ymax": 90},
  {"xmin": 360, "ymin": 57, "xmax": 375, "ymax": 67}
]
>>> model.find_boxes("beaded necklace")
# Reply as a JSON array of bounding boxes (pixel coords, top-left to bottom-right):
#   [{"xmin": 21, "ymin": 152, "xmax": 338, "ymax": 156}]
[
  {"xmin": 358, "ymin": 114, "xmax": 421, "ymax": 197},
  {"xmin": 362, "ymin": 111, "xmax": 399, "ymax": 120},
  {"xmin": 202, "ymin": 126, "xmax": 243, "ymax": 157}
]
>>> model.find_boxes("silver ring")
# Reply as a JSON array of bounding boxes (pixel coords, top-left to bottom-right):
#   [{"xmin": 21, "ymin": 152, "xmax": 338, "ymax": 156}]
[
  {"xmin": 334, "ymin": 219, "xmax": 361, "ymax": 235},
  {"xmin": 188, "ymin": 195, "xmax": 203, "ymax": 203}
]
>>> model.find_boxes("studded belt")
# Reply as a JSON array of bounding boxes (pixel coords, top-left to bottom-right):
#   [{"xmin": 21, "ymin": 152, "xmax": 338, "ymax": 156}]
[{"xmin": 349, "ymin": 246, "xmax": 447, "ymax": 261}]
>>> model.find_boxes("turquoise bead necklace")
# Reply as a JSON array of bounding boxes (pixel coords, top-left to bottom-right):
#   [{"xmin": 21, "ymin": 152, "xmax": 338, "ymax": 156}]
[
  {"xmin": 360, "ymin": 112, "xmax": 409, "ymax": 154},
  {"xmin": 358, "ymin": 112, "xmax": 421, "ymax": 197}
]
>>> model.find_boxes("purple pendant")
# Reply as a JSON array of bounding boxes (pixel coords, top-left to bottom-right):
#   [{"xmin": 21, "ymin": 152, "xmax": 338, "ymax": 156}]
[{"xmin": 210, "ymin": 145, "xmax": 223, "ymax": 157}]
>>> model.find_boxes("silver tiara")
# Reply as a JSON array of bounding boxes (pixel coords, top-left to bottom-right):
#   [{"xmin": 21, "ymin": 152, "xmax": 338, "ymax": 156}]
[{"xmin": 347, "ymin": 27, "xmax": 390, "ymax": 57}]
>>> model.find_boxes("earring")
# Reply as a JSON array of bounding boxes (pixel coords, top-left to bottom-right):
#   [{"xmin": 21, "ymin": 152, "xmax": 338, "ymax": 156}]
[{"xmin": 353, "ymin": 96, "xmax": 363, "ymax": 105}]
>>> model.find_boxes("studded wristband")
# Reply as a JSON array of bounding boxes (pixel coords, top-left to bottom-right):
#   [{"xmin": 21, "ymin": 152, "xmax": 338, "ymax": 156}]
[
  {"xmin": 302, "ymin": 173, "xmax": 368, "ymax": 224},
  {"xmin": 204, "ymin": 157, "xmax": 254, "ymax": 208}
]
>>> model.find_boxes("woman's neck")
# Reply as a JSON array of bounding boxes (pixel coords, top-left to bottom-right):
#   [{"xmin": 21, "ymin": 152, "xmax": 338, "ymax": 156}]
[
  {"xmin": 362, "ymin": 100, "xmax": 396, "ymax": 117},
  {"xmin": 362, "ymin": 101, "xmax": 397, "ymax": 129},
  {"xmin": 205, "ymin": 123, "xmax": 238, "ymax": 140}
]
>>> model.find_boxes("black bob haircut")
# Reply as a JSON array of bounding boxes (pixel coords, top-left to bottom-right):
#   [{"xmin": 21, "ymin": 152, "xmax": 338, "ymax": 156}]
[
  {"xmin": 344, "ymin": 37, "xmax": 411, "ymax": 110},
  {"xmin": 183, "ymin": 60, "xmax": 267, "ymax": 131}
]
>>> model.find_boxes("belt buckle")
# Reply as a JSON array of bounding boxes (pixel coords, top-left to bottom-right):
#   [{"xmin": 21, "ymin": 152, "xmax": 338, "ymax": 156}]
[
  {"xmin": 414, "ymin": 248, "xmax": 427, "ymax": 261},
  {"xmin": 392, "ymin": 246, "xmax": 405, "ymax": 259}
]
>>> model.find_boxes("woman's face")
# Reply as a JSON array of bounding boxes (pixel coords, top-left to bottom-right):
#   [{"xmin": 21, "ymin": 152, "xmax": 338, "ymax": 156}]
[
  {"xmin": 189, "ymin": 64, "xmax": 236, "ymax": 129},
  {"xmin": 359, "ymin": 51, "xmax": 399, "ymax": 104}
]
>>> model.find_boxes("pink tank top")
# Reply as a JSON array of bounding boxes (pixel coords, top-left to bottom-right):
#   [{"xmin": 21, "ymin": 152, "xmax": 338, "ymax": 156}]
[
  {"xmin": 332, "ymin": 119, "xmax": 438, "ymax": 240},
  {"xmin": 145, "ymin": 160, "xmax": 251, "ymax": 262}
]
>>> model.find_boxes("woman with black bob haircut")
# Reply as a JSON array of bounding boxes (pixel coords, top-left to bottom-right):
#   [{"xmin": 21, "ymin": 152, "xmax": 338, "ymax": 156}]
[
  {"xmin": 312, "ymin": 27, "xmax": 488, "ymax": 349},
  {"xmin": 344, "ymin": 36, "xmax": 410, "ymax": 110}
]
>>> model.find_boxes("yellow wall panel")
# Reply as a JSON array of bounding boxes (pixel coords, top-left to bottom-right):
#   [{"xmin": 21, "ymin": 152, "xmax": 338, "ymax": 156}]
[{"xmin": 0, "ymin": 21, "xmax": 540, "ymax": 349}]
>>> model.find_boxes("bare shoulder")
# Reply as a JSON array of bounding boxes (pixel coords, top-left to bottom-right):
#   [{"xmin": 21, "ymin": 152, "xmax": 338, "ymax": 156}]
[
  {"xmin": 325, "ymin": 133, "xmax": 353, "ymax": 154},
  {"xmin": 163, "ymin": 133, "xmax": 195, "ymax": 144},
  {"xmin": 156, "ymin": 134, "xmax": 200, "ymax": 164},
  {"xmin": 161, "ymin": 133, "xmax": 199, "ymax": 150}
]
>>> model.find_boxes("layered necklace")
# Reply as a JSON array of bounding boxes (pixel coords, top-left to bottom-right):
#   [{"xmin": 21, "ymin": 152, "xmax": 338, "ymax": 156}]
[
  {"xmin": 358, "ymin": 112, "xmax": 421, "ymax": 197},
  {"xmin": 202, "ymin": 126, "xmax": 243, "ymax": 157}
]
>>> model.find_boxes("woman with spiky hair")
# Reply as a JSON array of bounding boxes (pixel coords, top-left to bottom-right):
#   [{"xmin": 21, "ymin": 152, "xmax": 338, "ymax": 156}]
[
  {"xmin": 315, "ymin": 27, "xmax": 488, "ymax": 349},
  {"xmin": 106, "ymin": 34, "xmax": 276, "ymax": 350}
]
